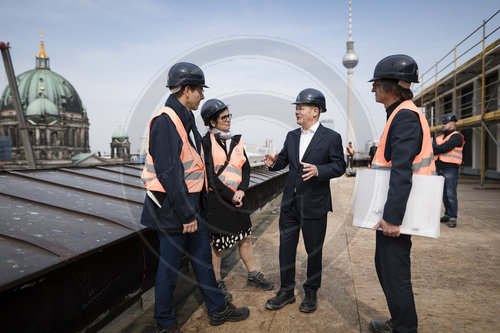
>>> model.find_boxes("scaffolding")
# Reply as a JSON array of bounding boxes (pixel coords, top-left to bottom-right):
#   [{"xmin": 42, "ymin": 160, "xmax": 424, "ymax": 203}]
[{"xmin": 413, "ymin": 10, "xmax": 500, "ymax": 185}]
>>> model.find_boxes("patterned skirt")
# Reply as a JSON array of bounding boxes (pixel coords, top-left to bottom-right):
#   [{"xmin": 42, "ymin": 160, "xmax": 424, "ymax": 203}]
[{"xmin": 210, "ymin": 227, "xmax": 252, "ymax": 251}]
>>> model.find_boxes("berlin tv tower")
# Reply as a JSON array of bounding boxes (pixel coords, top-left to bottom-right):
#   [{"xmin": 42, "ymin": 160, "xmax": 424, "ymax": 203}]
[{"xmin": 342, "ymin": 0, "xmax": 359, "ymax": 147}]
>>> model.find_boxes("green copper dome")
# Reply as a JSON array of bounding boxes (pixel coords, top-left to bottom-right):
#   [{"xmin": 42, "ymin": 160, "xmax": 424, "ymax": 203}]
[
  {"xmin": 26, "ymin": 96, "xmax": 58, "ymax": 116},
  {"xmin": 0, "ymin": 38, "xmax": 84, "ymax": 115},
  {"xmin": 112, "ymin": 125, "xmax": 129, "ymax": 139}
]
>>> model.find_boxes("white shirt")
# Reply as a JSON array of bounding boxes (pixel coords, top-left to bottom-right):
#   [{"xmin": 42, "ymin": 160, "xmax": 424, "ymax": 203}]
[{"xmin": 299, "ymin": 121, "xmax": 319, "ymax": 161}]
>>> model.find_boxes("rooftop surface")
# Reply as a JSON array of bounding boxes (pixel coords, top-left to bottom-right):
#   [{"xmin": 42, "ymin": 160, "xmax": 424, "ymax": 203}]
[{"xmin": 114, "ymin": 174, "xmax": 500, "ymax": 333}]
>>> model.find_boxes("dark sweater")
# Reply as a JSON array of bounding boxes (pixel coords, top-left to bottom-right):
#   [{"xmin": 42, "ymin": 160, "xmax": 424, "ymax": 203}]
[
  {"xmin": 140, "ymin": 94, "xmax": 206, "ymax": 232},
  {"xmin": 382, "ymin": 101, "xmax": 423, "ymax": 225}
]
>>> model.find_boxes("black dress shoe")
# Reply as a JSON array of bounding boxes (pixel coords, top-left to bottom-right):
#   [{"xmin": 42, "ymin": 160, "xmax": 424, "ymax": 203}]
[
  {"xmin": 209, "ymin": 302, "xmax": 250, "ymax": 326},
  {"xmin": 448, "ymin": 218, "xmax": 457, "ymax": 228},
  {"xmin": 299, "ymin": 290, "xmax": 317, "ymax": 313},
  {"xmin": 265, "ymin": 290, "xmax": 295, "ymax": 310},
  {"xmin": 440, "ymin": 215, "xmax": 450, "ymax": 223},
  {"xmin": 368, "ymin": 319, "xmax": 393, "ymax": 333}
]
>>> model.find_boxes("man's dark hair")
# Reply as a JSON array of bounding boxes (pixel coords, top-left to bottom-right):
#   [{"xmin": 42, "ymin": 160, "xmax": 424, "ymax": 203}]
[
  {"xmin": 173, "ymin": 85, "xmax": 197, "ymax": 98},
  {"xmin": 380, "ymin": 79, "xmax": 414, "ymax": 101}
]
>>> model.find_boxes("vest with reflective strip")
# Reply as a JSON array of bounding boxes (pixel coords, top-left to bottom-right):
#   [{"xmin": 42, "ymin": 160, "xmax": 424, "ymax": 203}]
[
  {"xmin": 371, "ymin": 100, "xmax": 436, "ymax": 175},
  {"xmin": 346, "ymin": 146, "xmax": 354, "ymax": 156},
  {"xmin": 141, "ymin": 107, "xmax": 207, "ymax": 193},
  {"xmin": 435, "ymin": 131, "xmax": 464, "ymax": 165},
  {"xmin": 210, "ymin": 132, "xmax": 246, "ymax": 192}
]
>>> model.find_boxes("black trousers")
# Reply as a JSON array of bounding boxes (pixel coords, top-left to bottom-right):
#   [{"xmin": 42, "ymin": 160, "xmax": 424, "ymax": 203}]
[
  {"xmin": 278, "ymin": 196, "xmax": 328, "ymax": 293},
  {"xmin": 375, "ymin": 231, "xmax": 418, "ymax": 333}
]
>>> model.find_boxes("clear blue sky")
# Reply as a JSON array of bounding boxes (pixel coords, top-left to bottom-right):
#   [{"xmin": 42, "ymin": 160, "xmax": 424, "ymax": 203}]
[{"xmin": 1, "ymin": 0, "xmax": 499, "ymax": 154}]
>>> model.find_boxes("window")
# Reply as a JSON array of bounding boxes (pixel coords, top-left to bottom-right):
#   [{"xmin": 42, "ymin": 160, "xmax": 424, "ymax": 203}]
[
  {"xmin": 459, "ymin": 83, "xmax": 473, "ymax": 118},
  {"xmin": 443, "ymin": 94, "xmax": 453, "ymax": 115},
  {"xmin": 485, "ymin": 71, "xmax": 499, "ymax": 113}
]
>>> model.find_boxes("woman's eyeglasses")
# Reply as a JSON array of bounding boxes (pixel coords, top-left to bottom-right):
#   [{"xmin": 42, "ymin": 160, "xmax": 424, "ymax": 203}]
[{"xmin": 220, "ymin": 114, "xmax": 232, "ymax": 121}]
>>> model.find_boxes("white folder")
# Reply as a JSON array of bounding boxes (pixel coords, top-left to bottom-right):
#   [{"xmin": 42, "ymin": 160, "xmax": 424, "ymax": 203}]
[{"xmin": 351, "ymin": 169, "xmax": 444, "ymax": 239}]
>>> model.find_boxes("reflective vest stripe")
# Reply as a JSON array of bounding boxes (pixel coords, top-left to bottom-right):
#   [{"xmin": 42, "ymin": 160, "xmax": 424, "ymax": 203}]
[
  {"xmin": 435, "ymin": 131, "xmax": 464, "ymax": 165},
  {"xmin": 224, "ymin": 179, "xmax": 241, "ymax": 189},
  {"xmin": 183, "ymin": 160, "xmax": 194, "ymax": 170},
  {"xmin": 184, "ymin": 171, "xmax": 205, "ymax": 181},
  {"xmin": 141, "ymin": 106, "xmax": 207, "ymax": 193},
  {"xmin": 210, "ymin": 132, "xmax": 246, "ymax": 192},
  {"xmin": 225, "ymin": 165, "xmax": 243, "ymax": 176},
  {"xmin": 142, "ymin": 176, "xmax": 157, "ymax": 183},
  {"xmin": 411, "ymin": 156, "xmax": 434, "ymax": 172},
  {"xmin": 370, "ymin": 165, "xmax": 391, "ymax": 170},
  {"xmin": 439, "ymin": 154, "xmax": 462, "ymax": 161},
  {"xmin": 145, "ymin": 162, "xmax": 155, "ymax": 173},
  {"xmin": 371, "ymin": 100, "xmax": 436, "ymax": 176}
]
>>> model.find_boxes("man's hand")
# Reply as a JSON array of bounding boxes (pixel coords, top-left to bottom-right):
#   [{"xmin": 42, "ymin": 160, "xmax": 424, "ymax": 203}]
[
  {"xmin": 232, "ymin": 190, "xmax": 245, "ymax": 208},
  {"xmin": 264, "ymin": 153, "xmax": 278, "ymax": 167},
  {"xmin": 372, "ymin": 218, "xmax": 400, "ymax": 237},
  {"xmin": 300, "ymin": 162, "xmax": 318, "ymax": 181},
  {"xmin": 183, "ymin": 219, "xmax": 198, "ymax": 234}
]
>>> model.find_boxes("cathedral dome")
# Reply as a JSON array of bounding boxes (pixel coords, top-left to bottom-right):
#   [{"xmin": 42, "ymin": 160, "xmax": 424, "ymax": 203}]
[
  {"xmin": 0, "ymin": 37, "xmax": 84, "ymax": 115},
  {"xmin": 112, "ymin": 125, "xmax": 128, "ymax": 139},
  {"xmin": 26, "ymin": 96, "xmax": 58, "ymax": 116}
]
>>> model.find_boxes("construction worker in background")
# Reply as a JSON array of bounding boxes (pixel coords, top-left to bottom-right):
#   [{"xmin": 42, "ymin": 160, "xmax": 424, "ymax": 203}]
[
  {"xmin": 263, "ymin": 88, "xmax": 346, "ymax": 314},
  {"xmin": 368, "ymin": 54, "xmax": 436, "ymax": 333},
  {"xmin": 346, "ymin": 142, "xmax": 354, "ymax": 168},
  {"xmin": 368, "ymin": 141, "xmax": 377, "ymax": 167},
  {"xmin": 433, "ymin": 114, "xmax": 464, "ymax": 228},
  {"xmin": 140, "ymin": 62, "xmax": 249, "ymax": 333}
]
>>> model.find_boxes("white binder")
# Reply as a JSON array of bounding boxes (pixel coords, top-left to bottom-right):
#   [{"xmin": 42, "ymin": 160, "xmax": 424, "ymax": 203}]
[{"xmin": 351, "ymin": 169, "xmax": 444, "ymax": 239}]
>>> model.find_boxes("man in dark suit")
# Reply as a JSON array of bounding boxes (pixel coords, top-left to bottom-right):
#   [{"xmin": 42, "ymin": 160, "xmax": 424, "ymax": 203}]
[{"xmin": 264, "ymin": 88, "xmax": 346, "ymax": 313}]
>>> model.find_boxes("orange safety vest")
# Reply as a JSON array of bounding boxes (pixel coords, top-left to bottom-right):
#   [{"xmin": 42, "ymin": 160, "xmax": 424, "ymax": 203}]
[
  {"xmin": 434, "ymin": 131, "xmax": 464, "ymax": 165},
  {"xmin": 210, "ymin": 132, "xmax": 246, "ymax": 192},
  {"xmin": 371, "ymin": 100, "xmax": 436, "ymax": 175},
  {"xmin": 346, "ymin": 146, "xmax": 354, "ymax": 156},
  {"xmin": 141, "ymin": 106, "xmax": 207, "ymax": 193}
]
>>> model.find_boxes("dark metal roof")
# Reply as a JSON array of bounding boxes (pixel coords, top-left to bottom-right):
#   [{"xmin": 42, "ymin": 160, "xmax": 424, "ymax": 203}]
[{"xmin": 0, "ymin": 163, "xmax": 287, "ymax": 293}]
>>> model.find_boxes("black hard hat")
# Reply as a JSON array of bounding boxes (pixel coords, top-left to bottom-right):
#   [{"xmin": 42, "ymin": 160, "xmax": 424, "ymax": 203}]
[
  {"xmin": 369, "ymin": 54, "xmax": 419, "ymax": 83},
  {"xmin": 442, "ymin": 113, "xmax": 458, "ymax": 124},
  {"xmin": 166, "ymin": 62, "xmax": 208, "ymax": 88},
  {"xmin": 292, "ymin": 88, "xmax": 327, "ymax": 112},
  {"xmin": 201, "ymin": 99, "xmax": 228, "ymax": 126}
]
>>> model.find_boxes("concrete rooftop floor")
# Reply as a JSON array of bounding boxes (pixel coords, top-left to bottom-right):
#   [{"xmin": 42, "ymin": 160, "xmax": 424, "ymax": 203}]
[{"xmin": 113, "ymin": 174, "xmax": 500, "ymax": 333}]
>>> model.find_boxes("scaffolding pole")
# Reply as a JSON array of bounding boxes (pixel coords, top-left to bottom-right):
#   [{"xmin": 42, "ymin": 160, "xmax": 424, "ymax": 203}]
[
  {"xmin": 0, "ymin": 42, "xmax": 36, "ymax": 169},
  {"xmin": 480, "ymin": 21, "xmax": 486, "ymax": 186}
]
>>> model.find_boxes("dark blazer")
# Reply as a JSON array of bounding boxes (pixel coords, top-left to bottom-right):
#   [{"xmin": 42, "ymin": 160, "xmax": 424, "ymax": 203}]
[
  {"xmin": 270, "ymin": 123, "xmax": 346, "ymax": 219},
  {"xmin": 140, "ymin": 95, "xmax": 206, "ymax": 234}
]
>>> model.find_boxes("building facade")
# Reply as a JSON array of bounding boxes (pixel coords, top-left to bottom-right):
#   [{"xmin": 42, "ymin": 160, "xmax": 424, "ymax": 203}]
[
  {"xmin": 413, "ymin": 18, "xmax": 499, "ymax": 181},
  {"xmin": 0, "ymin": 35, "xmax": 90, "ymax": 164}
]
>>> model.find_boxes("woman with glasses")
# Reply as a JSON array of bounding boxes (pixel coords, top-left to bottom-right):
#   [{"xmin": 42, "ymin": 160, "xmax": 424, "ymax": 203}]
[{"xmin": 201, "ymin": 98, "xmax": 274, "ymax": 302}]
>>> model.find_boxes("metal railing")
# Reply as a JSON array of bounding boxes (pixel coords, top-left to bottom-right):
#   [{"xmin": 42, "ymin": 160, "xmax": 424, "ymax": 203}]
[
  {"xmin": 423, "ymin": 77, "xmax": 499, "ymax": 127},
  {"xmin": 413, "ymin": 10, "xmax": 500, "ymax": 99},
  {"xmin": 412, "ymin": 11, "xmax": 500, "ymax": 185}
]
